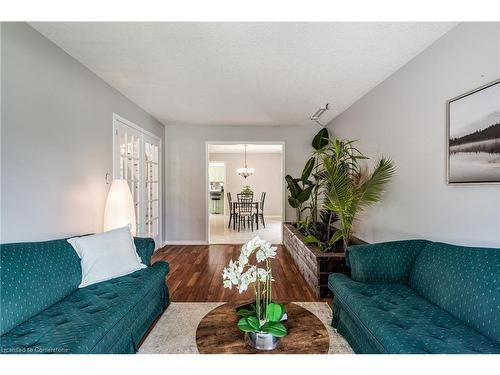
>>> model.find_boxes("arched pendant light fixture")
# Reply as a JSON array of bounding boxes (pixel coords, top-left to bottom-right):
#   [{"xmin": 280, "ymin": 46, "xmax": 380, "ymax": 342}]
[{"xmin": 236, "ymin": 145, "xmax": 255, "ymax": 179}]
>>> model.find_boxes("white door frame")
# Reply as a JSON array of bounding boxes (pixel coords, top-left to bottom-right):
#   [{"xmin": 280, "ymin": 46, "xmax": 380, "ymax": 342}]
[
  {"xmin": 205, "ymin": 141, "xmax": 286, "ymax": 244},
  {"xmin": 112, "ymin": 113, "xmax": 163, "ymax": 247}
]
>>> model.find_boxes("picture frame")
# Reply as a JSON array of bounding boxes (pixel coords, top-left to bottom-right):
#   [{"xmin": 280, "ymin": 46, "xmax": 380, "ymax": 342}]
[{"xmin": 446, "ymin": 79, "xmax": 500, "ymax": 184}]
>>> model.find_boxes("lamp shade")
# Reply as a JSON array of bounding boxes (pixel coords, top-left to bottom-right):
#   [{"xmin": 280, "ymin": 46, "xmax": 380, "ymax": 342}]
[{"xmin": 103, "ymin": 179, "xmax": 137, "ymax": 236}]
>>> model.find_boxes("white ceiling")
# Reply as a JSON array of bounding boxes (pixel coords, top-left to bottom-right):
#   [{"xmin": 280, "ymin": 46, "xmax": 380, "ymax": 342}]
[
  {"xmin": 30, "ymin": 22, "xmax": 456, "ymax": 127},
  {"xmin": 208, "ymin": 144, "xmax": 282, "ymax": 154}
]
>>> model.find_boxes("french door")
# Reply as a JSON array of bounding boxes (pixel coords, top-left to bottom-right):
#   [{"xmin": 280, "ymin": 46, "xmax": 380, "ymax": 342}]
[
  {"xmin": 113, "ymin": 114, "xmax": 161, "ymax": 246},
  {"xmin": 143, "ymin": 134, "xmax": 161, "ymax": 244}
]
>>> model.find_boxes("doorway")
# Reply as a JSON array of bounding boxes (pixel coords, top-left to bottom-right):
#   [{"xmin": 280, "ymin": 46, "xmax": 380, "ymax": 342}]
[{"xmin": 206, "ymin": 142, "xmax": 285, "ymax": 245}]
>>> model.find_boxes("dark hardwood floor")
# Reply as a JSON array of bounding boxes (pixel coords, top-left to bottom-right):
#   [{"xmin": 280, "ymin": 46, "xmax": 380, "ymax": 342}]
[{"xmin": 152, "ymin": 244, "xmax": 319, "ymax": 302}]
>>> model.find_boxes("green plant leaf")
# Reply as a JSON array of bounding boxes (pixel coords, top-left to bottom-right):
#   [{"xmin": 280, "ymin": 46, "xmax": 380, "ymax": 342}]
[
  {"xmin": 312, "ymin": 128, "xmax": 329, "ymax": 150},
  {"xmin": 297, "ymin": 185, "xmax": 313, "ymax": 203},
  {"xmin": 237, "ymin": 316, "xmax": 260, "ymax": 333},
  {"xmin": 266, "ymin": 303, "xmax": 284, "ymax": 322},
  {"xmin": 285, "ymin": 174, "xmax": 302, "ymax": 198},
  {"xmin": 247, "ymin": 316, "xmax": 261, "ymax": 330},
  {"xmin": 288, "ymin": 197, "xmax": 299, "ymax": 208},
  {"xmin": 301, "ymin": 157, "xmax": 316, "ymax": 181},
  {"xmin": 236, "ymin": 308, "xmax": 256, "ymax": 317},
  {"xmin": 303, "ymin": 235, "xmax": 321, "ymax": 245},
  {"xmin": 357, "ymin": 158, "xmax": 396, "ymax": 208},
  {"xmin": 261, "ymin": 321, "xmax": 288, "ymax": 337},
  {"xmin": 328, "ymin": 230, "xmax": 344, "ymax": 244},
  {"xmin": 237, "ymin": 317, "xmax": 255, "ymax": 332}
]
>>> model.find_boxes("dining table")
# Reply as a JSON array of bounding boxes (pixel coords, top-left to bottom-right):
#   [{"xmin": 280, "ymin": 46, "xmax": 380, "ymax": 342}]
[{"xmin": 231, "ymin": 201, "xmax": 260, "ymax": 230}]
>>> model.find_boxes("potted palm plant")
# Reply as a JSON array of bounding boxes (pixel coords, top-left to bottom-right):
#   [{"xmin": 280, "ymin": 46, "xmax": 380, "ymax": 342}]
[{"xmin": 319, "ymin": 139, "xmax": 396, "ymax": 250}]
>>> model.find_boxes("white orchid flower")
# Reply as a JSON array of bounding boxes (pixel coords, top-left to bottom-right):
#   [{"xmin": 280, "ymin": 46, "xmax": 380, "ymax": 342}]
[
  {"xmin": 241, "ymin": 244, "xmax": 250, "ymax": 257},
  {"xmin": 257, "ymin": 268, "xmax": 269, "ymax": 281},
  {"xmin": 243, "ymin": 266, "xmax": 257, "ymax": 283},
  {"xmin": 238, "ymin": 266, "xmax": 256, "ymax": 293},
  {"xmin": 255, "ymin": 243, "xmax": 277, "ymax": 262},
  {"xmin": 255, "ymin": 249, "xmax": 266, "ymax": 262},
  {"xmin": 222, "ymin": 259, "xmax": 245, "ymax": 288},
  {"xmin": 222, "ymin": 237, "xmax": 278, "ymax": 293},
  {"xmin": 238, "ymin": 252, "xmax": 248, "ymax": 266},
  {"xmin": 238, "ymin": 281, "xmax": 249, "ymax": 293},
  {"xmin": 265, "ymin": 245, "xmax": 277, "ymax": 259},
  {"xmin": 242, "ymin": 236, "xmax": 267, "ymax": 257}
]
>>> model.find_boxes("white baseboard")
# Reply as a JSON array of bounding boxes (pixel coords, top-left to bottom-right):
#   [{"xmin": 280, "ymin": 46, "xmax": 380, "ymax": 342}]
[{"xmin": 162, "ymin": 240, "xmax": 209, "ymax": 246}]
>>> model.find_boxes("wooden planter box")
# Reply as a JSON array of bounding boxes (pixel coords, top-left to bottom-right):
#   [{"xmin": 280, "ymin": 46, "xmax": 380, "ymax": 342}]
[{"xmin": 282, "ymin": 223, "xmax": 366, "ymax": 298}]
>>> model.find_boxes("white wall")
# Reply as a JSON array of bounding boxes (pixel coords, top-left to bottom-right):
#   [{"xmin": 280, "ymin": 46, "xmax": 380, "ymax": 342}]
[
  {"xmin": 327, "ymin": 22, "xmax": 500, "ymax": 247},
  {"xmin": 165, "ymin": 125, "xmax": 321, "ymax": 243},
  {"xmin": 209, "ymin": 152, "xmax": 283, "ymax": 216},
  {"xmin": 1, "ymin": 23, "xmax": 165, "ymax": 243}
]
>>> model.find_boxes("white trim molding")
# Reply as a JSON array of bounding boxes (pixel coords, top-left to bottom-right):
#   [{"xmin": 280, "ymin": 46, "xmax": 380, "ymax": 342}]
[
  {"xmin": 113, "ymin": 113, "xmax": 162, "ymax": 142},
  {"xmin": 205, "ymin": 141, "xmax": 286, "ymax": 244}
]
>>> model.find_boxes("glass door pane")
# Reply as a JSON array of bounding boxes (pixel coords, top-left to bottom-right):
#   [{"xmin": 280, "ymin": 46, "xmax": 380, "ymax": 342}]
[
  {"xmin": 143, "ymin": 135, "xmax": 160, "ymax": 245},
  {"xmin": 114, "ymin": 121, "xmax": 143, "ymax": 237}
]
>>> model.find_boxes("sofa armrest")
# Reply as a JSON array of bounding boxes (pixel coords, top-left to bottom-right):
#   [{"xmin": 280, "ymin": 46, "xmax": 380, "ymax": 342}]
[
  {"xmin": 134, "ymin": 237, "xmax": 156, "ymax": 266},
  {"xmin": 150, "ymin": 259, "xmax": 170, "ymax": 275},
  {"xmin": 346, "ymin": 240, "xmax": 430, "ymax": 284}
]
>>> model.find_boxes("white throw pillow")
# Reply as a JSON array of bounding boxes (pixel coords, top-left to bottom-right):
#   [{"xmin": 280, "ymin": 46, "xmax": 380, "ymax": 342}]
[{"xmin": 67, "ymin": 225, "xmax": 146, "ymax": 288}]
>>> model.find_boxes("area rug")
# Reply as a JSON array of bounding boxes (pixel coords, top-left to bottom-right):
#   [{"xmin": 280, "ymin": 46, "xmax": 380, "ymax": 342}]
[{"xmin": 139, "ymin": 302, "xmax": 353, "ymax": 354}]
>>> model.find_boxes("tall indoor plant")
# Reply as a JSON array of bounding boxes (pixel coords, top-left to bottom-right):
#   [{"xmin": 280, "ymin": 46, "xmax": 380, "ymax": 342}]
[
  {"xmin": 309, "ymin": 127, "xmax": 330, "ymax": 227},
  {"xmin": 321, "ymin": 139, "xmax": 396, "ymax": 250},
  {"xmin": 286, "ymin": 128, "xmax": 396, "ymax": 252},
  {"xmin": 285, "ymin": 127, "xmax": 330, "ymax": 229}
]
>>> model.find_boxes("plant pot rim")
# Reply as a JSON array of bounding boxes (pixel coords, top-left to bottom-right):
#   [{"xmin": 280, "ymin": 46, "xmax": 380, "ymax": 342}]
[{"xmin": 245, "ymin": 331, "xmax": 281, "ymax": 351}]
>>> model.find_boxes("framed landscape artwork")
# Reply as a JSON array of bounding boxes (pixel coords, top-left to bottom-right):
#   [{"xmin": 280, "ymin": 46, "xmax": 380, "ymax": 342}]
[{"xmin": 447, "ymin": 79, "xmax": 500, "ymax": 184}]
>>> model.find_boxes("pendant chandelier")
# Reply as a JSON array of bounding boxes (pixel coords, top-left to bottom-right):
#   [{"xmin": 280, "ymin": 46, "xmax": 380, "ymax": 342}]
[{"xmin": 236, "ymin": 145, "xmax": 255, "ymax": 179}]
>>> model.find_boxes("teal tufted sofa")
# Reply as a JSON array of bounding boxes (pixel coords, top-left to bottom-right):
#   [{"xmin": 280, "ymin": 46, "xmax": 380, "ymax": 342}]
[
  {"xmin": 0, "ymin": 237, "xmax": 169, "ymax": 354},
  {"xmin": 329, "ymin": 240, "xmax": 500, "ymax": 354}
]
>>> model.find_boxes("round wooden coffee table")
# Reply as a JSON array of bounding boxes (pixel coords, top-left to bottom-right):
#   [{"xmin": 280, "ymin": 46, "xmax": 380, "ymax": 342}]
[{"xmin": 196, "ymin": 303, "xmax": 330, "ymax": 354}]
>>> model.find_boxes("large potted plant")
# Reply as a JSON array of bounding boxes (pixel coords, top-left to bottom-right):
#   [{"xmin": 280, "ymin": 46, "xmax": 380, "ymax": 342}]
[
  {"xmin": 222, "ymin": 237, "xmax": 287, "ymax": 350},
  {"xmin": 319, "ymin": 139, "xmax": 396, "ymax": 250},
  {"xmin": 283, "ymin": 128, "xmax": 395, "ymax": 297}
]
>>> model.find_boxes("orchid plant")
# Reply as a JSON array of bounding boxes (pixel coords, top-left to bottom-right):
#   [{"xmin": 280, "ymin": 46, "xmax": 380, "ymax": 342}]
[{"xmin": 222, "ymin": 237, "xmax": 287, "ymax": 338}]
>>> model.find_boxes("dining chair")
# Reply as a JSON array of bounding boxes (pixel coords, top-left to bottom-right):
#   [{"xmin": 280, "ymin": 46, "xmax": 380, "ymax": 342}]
[
  {"xmin": 258, "ymin": 192, "xmax": 266, "ymax": 228},
  {"xmin": 237, "ymin": 193, "xmax": 255, "ymax": 232},
  {"xmin": 227, "ymin": 192, "xmax": 238, "ymax": 230}
]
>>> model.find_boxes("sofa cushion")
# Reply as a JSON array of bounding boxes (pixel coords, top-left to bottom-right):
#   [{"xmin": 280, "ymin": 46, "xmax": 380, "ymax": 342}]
[
  {"xmin": 329, "ymin": 273, "xmax": 500, "ymax": 353},
  {"xmin": 0, "ymin": 262, "xmax": 169, "ymax": 354},
  {"xmin": 0, "ymin": 239, "xmax": 82, "ymax": 335},
  {"xmin": 409, "ymin": 242, "xmax": 500, "ymax": 343},
  {"xmin": 67, "ymin": 226, "xmax": 146, "ymax": 288},
  {"xmin": 346, "ymin": 240, "xmax": 429, "ymax": 284}
]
